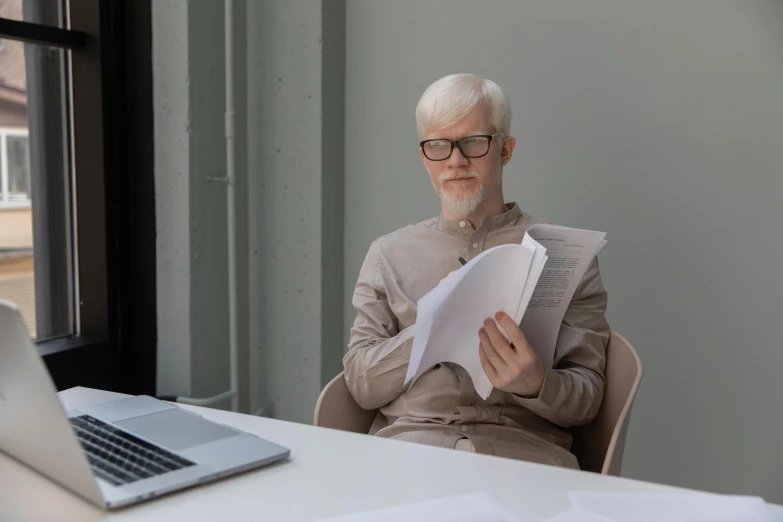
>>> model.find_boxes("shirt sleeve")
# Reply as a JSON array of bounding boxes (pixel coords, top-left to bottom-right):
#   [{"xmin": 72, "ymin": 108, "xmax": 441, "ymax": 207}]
[
  {"xmin": 343, "ymin": 241, "xmax": 416, "ymax": 411},
  {"xmin": 512, "ymin": 258, "xmax": 610, "ymax": 427}
]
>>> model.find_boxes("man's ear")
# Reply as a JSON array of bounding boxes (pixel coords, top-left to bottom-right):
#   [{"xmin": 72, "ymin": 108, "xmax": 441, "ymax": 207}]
[{"xmin": 500, "ymin": 135, "xmax": 516, "ymax": 167}]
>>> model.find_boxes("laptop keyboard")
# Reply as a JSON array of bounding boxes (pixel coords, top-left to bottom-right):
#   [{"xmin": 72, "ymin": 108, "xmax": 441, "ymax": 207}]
[{"xmin": 70, "ymin": 415, "xmax": 195, "ymax": 486}]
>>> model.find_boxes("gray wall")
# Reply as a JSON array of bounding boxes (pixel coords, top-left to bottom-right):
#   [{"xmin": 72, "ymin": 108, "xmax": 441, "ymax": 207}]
[
  {"xmin": 153, "ymin": 0, "xmax": 251, "ymax": 411},
  {"xmin": 246, "ymin": 0, "xmax": 345, "ymax": 422},
  {"xmin": 154, "ymin": 0, "xmax": 345, "ymax": 423},
  {"xmin": 344, "ymin": 0, "xmax": 783, "ymax": 501},
  {"xmin": 187, "ymin": 0, "xmax": 232, "ymax": 405},
  {"xmin": 153, "ymin": 0, "xmax": 192, "ymax": 397}
]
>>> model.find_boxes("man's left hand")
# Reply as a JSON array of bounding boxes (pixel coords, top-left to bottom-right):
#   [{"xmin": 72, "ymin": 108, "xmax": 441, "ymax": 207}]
[{"xmin": 478, "ymin": 311, "xmax": 545, "ymax": 397}]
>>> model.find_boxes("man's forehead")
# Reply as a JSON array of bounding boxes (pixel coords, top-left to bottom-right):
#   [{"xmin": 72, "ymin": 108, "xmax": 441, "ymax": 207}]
[{"xmin": 423, "ymin": 106, "xmax": 494, "ymax": 139}]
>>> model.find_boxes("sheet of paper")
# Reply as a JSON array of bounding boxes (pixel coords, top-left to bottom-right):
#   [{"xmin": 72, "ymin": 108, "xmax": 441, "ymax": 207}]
[
  {"xmin": 569, "ymin": 491, "xmax": 781, "ymax": 522},
  {"xmin": 316, "ymin": 491, "xmax": 524, "ymax": 522},
  {"xmin": 513, "ymin": 235, "xmax": 547, "ymax": 325},
  {"xmin": 541, "ymin": 509, "xmax": 613, "ymax": 522},
  {"xmin": 406, "ymin": 243, "xmax": 535, "ymax": 398},
  {"xmin": 520, "ymin": 225, "xmax": 606, "ymax": 366}
]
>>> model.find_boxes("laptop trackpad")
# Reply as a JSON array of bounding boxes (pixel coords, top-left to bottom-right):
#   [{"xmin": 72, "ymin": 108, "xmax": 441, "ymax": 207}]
[{"xmin": 115, "ymin": 409, "xmax": 238, "ymax": 451}]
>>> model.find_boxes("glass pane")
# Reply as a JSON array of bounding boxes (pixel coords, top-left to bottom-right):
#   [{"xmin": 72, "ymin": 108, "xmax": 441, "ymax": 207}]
[
  {"xmin": 461, "ymin": 136, "xmax": 489, "ymax": 157},
  {"xmin": 7, "ymin": 135, "xmax": 30, "ymax": 199},
  {"xmin": 0, "ymin": 37, "xmax": 73, "ymax": 340},
  {"xmin": 0, "ymin": 0, "xmax": 65, "ymax": 29}
]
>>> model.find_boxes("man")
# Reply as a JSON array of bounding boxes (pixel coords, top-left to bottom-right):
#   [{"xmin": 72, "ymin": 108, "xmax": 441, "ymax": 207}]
[{"xmin": 343, "ymin": 73, "xmax": 609, "ymax": 469}]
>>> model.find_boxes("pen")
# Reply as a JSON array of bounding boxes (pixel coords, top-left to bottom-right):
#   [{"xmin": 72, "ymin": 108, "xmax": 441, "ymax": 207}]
[{"xmin": 458, "ymin": 257, "xmax": 467, "ymax": 266}]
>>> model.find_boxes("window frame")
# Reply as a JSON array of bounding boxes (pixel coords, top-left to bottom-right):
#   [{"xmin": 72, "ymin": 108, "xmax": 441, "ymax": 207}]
[{"xmin": 0, "ymin": 1, "xmax": 156, "ymax": 395}]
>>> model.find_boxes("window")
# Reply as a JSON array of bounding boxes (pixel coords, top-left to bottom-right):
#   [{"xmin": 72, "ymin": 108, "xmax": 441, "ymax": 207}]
[
  {"xmin": 0, "ymin": 1, "xmax": 157, "ymax": 394},
  {"xmin": 0, "ymin": 128, "xmax": 30, "ymax": 205}
]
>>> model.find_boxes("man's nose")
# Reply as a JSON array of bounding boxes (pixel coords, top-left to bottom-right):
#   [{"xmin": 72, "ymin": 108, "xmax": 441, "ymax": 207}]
[{"xmin": 446, "ymin": 145, "xmax": 470, "ymax": 168}]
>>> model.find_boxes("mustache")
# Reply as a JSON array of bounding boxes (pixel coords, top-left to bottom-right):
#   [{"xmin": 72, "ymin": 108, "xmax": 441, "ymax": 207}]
[{"xmin": 439, "ymin": 170, "xmax": 477, "ymax": 182}]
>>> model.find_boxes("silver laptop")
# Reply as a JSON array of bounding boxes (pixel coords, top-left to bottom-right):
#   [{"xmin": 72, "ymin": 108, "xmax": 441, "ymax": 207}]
[{"xmin": 0, "ymin": 300, "xmax": 290, "ymax": 509}]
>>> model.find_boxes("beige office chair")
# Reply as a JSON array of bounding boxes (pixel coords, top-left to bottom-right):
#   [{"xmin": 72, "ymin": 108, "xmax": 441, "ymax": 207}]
[{"xmin": 314, "ymin": 331, "xmax": 642, "ymax": 476}]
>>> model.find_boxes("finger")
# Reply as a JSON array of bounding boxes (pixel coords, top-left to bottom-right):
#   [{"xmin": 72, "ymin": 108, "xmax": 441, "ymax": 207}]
[
  {"xmin": 479, "ymin": 327, "xmax": 506, "ymax": 372},
  {"xmin": 494, "ymin": 311, "xmax": 534, "ymax": 355},
  {"xmin": 479, "ymin": 341, "xmax": 499, "ymax": 382},
  {"xmin": 482, "ymin": 318, "xmax": 516, "ymax": 365}
]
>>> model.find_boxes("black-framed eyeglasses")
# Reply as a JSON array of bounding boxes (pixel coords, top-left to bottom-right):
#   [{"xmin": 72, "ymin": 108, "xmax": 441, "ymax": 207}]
[{"xmin": 419, "ymin": 133, "xmax": 505, "ymax": 161}]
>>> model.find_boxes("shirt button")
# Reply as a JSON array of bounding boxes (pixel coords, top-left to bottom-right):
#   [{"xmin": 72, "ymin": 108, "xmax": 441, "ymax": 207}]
[
  {"xmin": 459, "ymin": 221, "xmax": 466, "ymax": 228},
  {"xmin": 461, "ymin": 425, "xmax": 468, "ymax": 432},
  {"xmin": 472, "ymin": 242, "xmax": 479, "ymax": 249}
]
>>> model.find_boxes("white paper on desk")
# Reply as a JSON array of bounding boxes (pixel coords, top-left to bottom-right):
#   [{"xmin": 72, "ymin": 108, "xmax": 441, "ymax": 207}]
[
  {"xmin": 569, "ymin": 491, "xmax": 781, "ymax": 522},
  {"xmin": 406, "ymin": 244, "xmax": 536, "ymax": 399},
  {"xmin": 541, "ymin": 509, "xmax": 613, "ymax": 522},
  {"xmin": 520, "ymin": 225, "xmax": 606, "ymax": 366},
  {"xmin": 316, "ymin": 491, "xmax": 524, "ymax": 522}
]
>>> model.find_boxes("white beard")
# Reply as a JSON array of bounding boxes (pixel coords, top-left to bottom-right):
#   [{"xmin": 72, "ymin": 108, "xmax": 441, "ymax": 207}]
[
  {"xmin": 439, "ymin": 185, "xmax": 487, "ymax": 216},
  {"xmin": 434, "ymin": 169, "xmax": 500, "ymax": 217}
]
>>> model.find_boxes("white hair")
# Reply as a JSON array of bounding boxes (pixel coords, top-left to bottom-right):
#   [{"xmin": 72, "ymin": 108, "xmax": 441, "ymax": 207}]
[{"xmin": 415, "ymin": 74, "xmax": 511, "ymax": 139}]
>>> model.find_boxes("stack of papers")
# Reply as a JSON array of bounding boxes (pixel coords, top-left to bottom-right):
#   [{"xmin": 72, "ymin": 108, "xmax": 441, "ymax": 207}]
[
  {"xmin": 542, "ymin": 491, "xmax": 781, "ymax": 522},
  {"xmin": 405, "ymin": 224, "xmax": 606, "ymax": 398}
]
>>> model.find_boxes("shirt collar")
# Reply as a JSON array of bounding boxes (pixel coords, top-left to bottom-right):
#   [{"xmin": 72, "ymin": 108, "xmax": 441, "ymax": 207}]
[{"xmin": 438, "ymin": 202, "xmax": 523, "ymax": 233}]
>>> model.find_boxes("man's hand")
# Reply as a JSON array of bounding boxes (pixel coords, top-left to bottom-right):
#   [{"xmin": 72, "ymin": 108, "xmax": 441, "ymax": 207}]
[{"xmin": 478, "ymin": 311, "xmax": 545, "ymax": 397}]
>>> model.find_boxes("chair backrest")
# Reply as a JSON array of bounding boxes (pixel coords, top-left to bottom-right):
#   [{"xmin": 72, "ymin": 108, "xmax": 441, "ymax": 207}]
[
  {"xmin": 313, "ymin": 372, "xmax": 376, "ymax": 434},
  {"xmin": 314, "ymin": 331, "xmax": 642, "ymax": 475},
  {"xmin": 570, "ymin": 331, "xmax": 643, "ymax": 475}
]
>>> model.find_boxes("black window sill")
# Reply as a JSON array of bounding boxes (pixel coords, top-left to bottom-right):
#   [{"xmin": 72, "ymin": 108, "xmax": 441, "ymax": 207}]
[{"xmin": 39, "ymin": 334, "xmax": 128, "ymax": 393}]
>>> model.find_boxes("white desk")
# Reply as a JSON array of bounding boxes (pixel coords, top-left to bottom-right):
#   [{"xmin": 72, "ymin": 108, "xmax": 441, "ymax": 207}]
[{"xmin": 1, "ymin": 387, "xmax": 779, "ymax": 521}]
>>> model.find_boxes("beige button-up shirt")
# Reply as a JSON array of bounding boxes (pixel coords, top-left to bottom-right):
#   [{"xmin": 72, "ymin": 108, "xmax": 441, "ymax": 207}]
[{"xmin": 343, "ymin": 203, "xmax": 610, "ymax": 469}]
